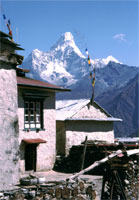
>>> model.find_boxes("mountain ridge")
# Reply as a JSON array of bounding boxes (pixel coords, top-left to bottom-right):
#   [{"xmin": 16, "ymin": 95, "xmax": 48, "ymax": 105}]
[{"xmin": 96, "ymin": 73, "xmax": 139, "ymax": 137}]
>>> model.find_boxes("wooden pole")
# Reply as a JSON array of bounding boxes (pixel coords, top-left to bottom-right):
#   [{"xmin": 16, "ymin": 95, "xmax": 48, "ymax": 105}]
[
  {"xmin": 81, "ymin": 136, "xmax": 88, "ymax": 170},
  {"xmin": 126, "ymin": 149, "xmax": 139, "ymax": 156},
  {"xmin": 68, "ymin": 149, "xmax": 139, "ymax": 181},
  {"xmin": 68, "ymin": 150, "xmax": 123, "ymax": 180},
  {"xmin": 113, "ymin": 170, "xmax": 127, "ymax": 199}
]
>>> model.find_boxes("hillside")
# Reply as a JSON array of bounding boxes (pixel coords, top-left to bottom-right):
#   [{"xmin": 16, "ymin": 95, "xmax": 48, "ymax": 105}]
[{"xmin": 96, "ymin": 73, "xmax": 139, "ymax": 137}]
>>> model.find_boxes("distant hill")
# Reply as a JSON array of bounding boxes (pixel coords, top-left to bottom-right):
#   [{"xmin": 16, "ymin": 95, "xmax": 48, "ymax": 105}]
[{"xmin": 96, "ymin": 73, "xmax": 139, "ymax": 137}]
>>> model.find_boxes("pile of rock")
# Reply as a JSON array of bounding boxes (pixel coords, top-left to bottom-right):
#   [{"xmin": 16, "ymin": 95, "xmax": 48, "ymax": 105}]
[
  {"xmin": 101, "ymin": 155, "xmax": 139, "ymax": 200},
  {"xmin": 0, "ymin": 178, "xmax": 97, "ymax": 200},
  {"xmin": 124, "ymin": 158, "xmax": 139, "ymax": 199}
]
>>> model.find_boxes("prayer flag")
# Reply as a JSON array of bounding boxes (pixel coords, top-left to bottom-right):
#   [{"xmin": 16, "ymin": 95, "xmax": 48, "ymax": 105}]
[
  {"xmin": 90, "ymin": 72, "xmax": 92, "ymax": 79},
  {"xmin": 88, "ymin": 57, "xmax": 91, "ymax": 65},
  {"xmin": 3, "ymin": 14, "xmax": 6, "ymax": 20},
  {"xmin": 92, "ymin": 77, "xmax": 95, "ymax": 87},
  {"xmin": 85, "ymin": 48, "xmax": 96, "ymax": 103},
  {"xmin": 85, "ymin": 48, "xmax": 89, "ymax": 55},
  {"xmin": 2, "ymin": 13, "xmax": 13, "ymax": 38}
]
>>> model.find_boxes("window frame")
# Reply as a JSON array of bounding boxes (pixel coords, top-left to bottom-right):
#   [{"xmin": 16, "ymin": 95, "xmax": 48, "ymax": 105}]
[{"xmin": 24, "ymin": 98, "xmax": 44, "ymax": 131}]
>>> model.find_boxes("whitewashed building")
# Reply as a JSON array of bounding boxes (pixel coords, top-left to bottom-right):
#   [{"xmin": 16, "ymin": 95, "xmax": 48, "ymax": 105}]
[
  {"xmin": 17, "ymin": 69, "xmax": 70, "ymax": 173},
  {"xmin": 0, "ymin": 31, "xmax": 24, "ymax": 190},
  {"xmin": 56, "ymin": 99, "xmax": 122, "ymax": 156}
]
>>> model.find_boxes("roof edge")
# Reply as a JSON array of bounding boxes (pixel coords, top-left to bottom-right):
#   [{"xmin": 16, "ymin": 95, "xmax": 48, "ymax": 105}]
[
  {"xmin": 93, "ymin": 100, "xmax": 112, "ymax": 117},
  {"xmin": 65, "ymin": 117, "xmax": 122, "ymax": 122},
  {"xmin": 18, "ymin": 83, "xmax": 71, "ymax": 92}
]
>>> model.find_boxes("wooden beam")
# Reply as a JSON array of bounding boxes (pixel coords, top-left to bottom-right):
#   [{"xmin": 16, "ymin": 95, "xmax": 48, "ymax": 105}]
[
  {"xmin": 67, "ymin": 149, "xmax": 139, "ymax": 181},
  {"xmin": 68, "ymin": 150, "xmax": 123, "ymax": 180}
]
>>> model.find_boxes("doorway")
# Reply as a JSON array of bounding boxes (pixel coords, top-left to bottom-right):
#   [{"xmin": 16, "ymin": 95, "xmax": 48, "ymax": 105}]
[{"xmin": 25, "ymin": 144, "xmax": 37, "ymax": 171}]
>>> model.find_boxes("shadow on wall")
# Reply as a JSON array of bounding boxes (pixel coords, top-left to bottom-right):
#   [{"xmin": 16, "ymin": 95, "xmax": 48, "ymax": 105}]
[
  {"xmin": 18, "ymin": 88, "xmax": 55, "ymax": 110},
  {"xmin": 65, "ymin": 121, "xmax": 113, "ymax": 133}
]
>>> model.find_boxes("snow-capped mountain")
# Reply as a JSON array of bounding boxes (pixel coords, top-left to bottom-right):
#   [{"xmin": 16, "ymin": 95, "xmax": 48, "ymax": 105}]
[
  {"xmin": 92, "ymin": 55, "xmax": 122, "ymax": 68},
  {"xmin": 22, "ymin": 32, "xmax": 88, "ymax": 86},
  {"xmin": 20, "ymin": 32, "xmax": 139, "ymax": 138},
  {"xmin": 21, "ymin": 32, "xmax": 121, "ymax": 87},
  {"xmin": 50, "ymin": 32, "xmax": 85, "ymax": 58}
]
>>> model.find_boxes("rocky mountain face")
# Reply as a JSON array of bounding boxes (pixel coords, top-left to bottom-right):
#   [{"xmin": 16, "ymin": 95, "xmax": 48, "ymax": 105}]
[
  {"xmin": 96, "ymin": 73, "xmax": 139, "ymax": 137},
  {"xmin": 21, "ymin": 32, "xmax": 88, "ymax": 87},
  {"xmin": 57, "ymin": 61, "xmax": 138, "ymax": 100},
  {"xmin": 21, "ymin": 32, "xmax": 139, "ymax": 137}
]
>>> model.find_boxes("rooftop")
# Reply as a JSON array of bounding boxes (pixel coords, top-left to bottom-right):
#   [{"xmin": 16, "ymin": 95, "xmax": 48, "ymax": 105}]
[
  {"xmin": 0, "ymin": 31, "xmax": 24, "ymax": 51},
  {"xmin": 17, "ymin": 76, "xmax": 71, "ymax": 92},
  {"xmin": 56, "ymin": 99, "xmax": 122, "ymax": 121}
]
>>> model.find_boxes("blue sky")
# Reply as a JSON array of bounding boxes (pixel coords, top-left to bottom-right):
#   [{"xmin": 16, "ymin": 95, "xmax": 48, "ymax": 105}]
[{"xmin": 0, "ymin": 0, "xmax": 138, "ymax": 66}]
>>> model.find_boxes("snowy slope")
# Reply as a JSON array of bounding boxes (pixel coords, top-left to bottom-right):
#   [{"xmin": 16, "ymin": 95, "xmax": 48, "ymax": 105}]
[
  {"xmin": 21, "ymin": 32, "xmax": 121, "ymax": 87},
  {"xmin": 93, "ymin": 55, "xmax": 122, "ymax": 68}
]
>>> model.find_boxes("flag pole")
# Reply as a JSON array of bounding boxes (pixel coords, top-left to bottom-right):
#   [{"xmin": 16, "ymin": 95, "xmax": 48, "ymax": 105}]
[{"xmin": 85, "ymin": 49, "xmax": 96, "ymax": 104}]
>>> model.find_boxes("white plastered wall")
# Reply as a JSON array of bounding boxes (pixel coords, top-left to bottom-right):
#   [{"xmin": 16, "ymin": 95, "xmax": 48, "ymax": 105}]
[
  {"xmin": 18, "ymin": 88, "xmax": 56, "ymax": 173},
  {"xmin": 65, "ymin": 121, "xmax": 114, "ymax": 156}
]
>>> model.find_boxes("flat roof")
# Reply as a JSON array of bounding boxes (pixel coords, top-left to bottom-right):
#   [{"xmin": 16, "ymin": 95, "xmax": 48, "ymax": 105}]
[
  {"xmin": 65, "ymin": 118, "xmax": 122, "ymax": 122},
  {"xmin": 17, "ymin": 76, "xmax": 71, "ymax": 92}
]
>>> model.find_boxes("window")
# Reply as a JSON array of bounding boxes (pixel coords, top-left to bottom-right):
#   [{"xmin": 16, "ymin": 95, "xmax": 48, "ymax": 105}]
[{"xmin": 24, "ymin": 100, "xmax": 43, "ymax": 130}]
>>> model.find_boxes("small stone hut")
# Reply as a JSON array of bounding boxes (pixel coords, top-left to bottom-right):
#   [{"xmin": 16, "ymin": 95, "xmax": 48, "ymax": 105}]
[
  {"xmin": 56, "ymin": 99, "xmax": 122, "ymax": 156},
  {"xmin": 0, "ymin": 31, "xmax": 23, "ymax": 190}
]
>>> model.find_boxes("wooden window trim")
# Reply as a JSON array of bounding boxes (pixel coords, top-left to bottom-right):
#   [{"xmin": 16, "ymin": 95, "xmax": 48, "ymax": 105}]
[{"xmin": 24, "ymin": 99, "xmax": 44, "ymax": 131}]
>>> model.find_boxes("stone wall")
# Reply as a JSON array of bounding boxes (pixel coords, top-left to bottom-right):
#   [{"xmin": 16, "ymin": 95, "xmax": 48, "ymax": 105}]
[
  {"xmin": 18, "ymin": 88, "xmax": 56, "ymax": 173},
  {"xmin": 0, "ymin": 68, "xmax": 19, "ymax": 190},
  {"xmin": 57, "ymin": 120, "xmax": 114, "ymax": 156},
  {"xmin": 56, "ymin": 102, "xmax": 115, "ymax": 157},
  {"xmin": 0, "ymin": 178, "xmax": 97, "ymax": 200}
]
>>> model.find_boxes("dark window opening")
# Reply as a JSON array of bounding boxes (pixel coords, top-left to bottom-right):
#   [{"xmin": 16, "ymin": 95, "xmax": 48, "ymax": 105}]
[{"xmin": 24, "ymin": 100, "xmax": 43, "ymax": 130}]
